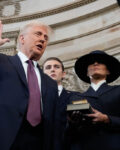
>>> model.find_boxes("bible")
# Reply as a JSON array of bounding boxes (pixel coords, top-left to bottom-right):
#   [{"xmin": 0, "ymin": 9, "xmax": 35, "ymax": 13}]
[
  {"xmin": 67, "ymin": 99, "xmax": 93, "ymax": 125},
  {"xmin": 67, "ymin": 99, "xmax": 92, "ymax": 114}
]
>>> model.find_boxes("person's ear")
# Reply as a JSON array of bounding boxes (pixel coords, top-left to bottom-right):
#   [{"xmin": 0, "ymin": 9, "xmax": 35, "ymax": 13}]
[{"xmin": 19, "ymin": 35, "xmax": 25, "ymax": 45}]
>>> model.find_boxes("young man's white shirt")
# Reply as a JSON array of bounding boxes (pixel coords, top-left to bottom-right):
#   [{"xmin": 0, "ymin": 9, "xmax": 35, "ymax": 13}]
[{"xmin": 58, "ymin": 85, "xmax": 63, "ymax": 96}]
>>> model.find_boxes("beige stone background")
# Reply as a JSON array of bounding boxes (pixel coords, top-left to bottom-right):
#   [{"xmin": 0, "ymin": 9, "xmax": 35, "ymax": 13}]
[{"xmin": 0, "ymin": 0, "xmax": 120, "ymax": 92}]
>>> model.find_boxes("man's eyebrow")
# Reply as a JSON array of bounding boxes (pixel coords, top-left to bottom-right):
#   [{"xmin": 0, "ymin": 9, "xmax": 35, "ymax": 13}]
[
  {"xmin": 45, "ymin": 64, "xmax": 51, "ymax": 66},
  {"xmin": 34, "ymin": 31, "xmax": 42, "ymax": 34},
  {"xmin": 45, "ymin": 65, "xmax": 51, "ymax": 68},
  {"xmin": 54, "ymin": 64, "xmax": 61, "ymax": 66}
]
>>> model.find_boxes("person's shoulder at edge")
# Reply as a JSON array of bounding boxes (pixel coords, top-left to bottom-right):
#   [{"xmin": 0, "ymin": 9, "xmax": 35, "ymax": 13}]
[
  {"xmin": 0, "ymin": 53, "xmax": 8, "ymax": 59},
  {"xmin": 103, "ymin": 83, "xmax": 120, "ymax": 91},
  {"xmin": 0, "ymin": 53, "xmax": 12, "ymax": 64},
  {"xmin": 109, "ymin": 84, "xmax": 120, "ymax": 88}
]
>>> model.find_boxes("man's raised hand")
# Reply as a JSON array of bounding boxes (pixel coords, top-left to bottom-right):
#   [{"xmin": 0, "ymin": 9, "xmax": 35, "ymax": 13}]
[{"xmin": 0, "ymin": 21, "xmax": 10, "ymax": 46}]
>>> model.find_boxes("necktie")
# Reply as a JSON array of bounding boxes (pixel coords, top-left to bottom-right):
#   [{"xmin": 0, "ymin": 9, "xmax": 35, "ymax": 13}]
[{"xmin": 27, "ymin": 60, "xmax": 41, "ymax": 126}]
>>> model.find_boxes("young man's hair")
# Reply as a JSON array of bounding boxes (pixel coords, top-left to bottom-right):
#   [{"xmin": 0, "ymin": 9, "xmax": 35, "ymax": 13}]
[{"xmin": 42, "ymin": 57, "xmax": 64, "ymax": 71}]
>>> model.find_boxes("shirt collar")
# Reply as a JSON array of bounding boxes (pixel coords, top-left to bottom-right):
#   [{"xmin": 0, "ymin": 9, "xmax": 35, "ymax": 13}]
[
  {"xmin": 17, "ymin": 51, "xmax": 38, "ymax": 67},
  {"xmin": 91, "ymin": 80, "xmax": 106, "ymax": 91},
  {"xmin": 58, "ymin": 85, "xmax": 63, "ymax": 96}
]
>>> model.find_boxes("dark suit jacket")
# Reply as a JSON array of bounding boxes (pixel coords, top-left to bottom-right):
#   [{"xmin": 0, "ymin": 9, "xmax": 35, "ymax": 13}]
[
  {"xmin": 66, "ymin": 83, "xmax": 120, "ymax": 150},
  {"xmin": 55, "ymin": 88, "xmax": 79, "ymax": 150},
  {"xmin": 58, "ymin": 88, "xmax": 72, "ymax": 125},
  {"xmin": 0, "ymin": 54, "xmax": 58, "ymax": 150}
]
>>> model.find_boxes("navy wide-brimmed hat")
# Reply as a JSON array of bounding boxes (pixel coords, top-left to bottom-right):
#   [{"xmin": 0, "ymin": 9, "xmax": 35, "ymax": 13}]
[{"xmin": 74, "ymin": 50, "xmax": 120, "ymax": 83}]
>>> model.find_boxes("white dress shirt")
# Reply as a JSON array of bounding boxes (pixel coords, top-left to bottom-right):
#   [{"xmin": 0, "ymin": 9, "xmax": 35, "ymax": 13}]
[
  {"xmin": 17, "ymin": 51, "xmax": 41, "ymax": 90},
  {"xmin": 91, "ymin": 80, "xmax": 106, "ymax": 91},
  {"xmin": 58, "ymin": 85, "xmax": 63, "ymax": 96}
]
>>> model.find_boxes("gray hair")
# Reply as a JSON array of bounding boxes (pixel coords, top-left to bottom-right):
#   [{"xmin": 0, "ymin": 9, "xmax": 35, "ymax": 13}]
[{"xmin": 16, "ymin": 20, "xmax": 53, "ymax": 51}]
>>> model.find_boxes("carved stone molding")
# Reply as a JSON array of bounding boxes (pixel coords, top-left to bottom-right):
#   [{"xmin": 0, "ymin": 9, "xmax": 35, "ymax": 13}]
[
  {"xmin": 1, "ymin": 38, "xmax": 120, "ymax": 60},
  {"xmin": 0, "ymin": 0, "xmax": 25, "ymax": 17},
  {"xmin": 2, "ymin": 31, "xmax": 19, "ymax": 39},
  {"xmin": 51, "ymin": 2, "xmax": 118, "ymax": 29},
  {"xmin": 1, "ymin": 0, "xmax": 96, "ymax": 24},
  {"xmin": 50, "ymin": 20, "xmax": 120, "ymax": 45},
  {"xmin": 0, "ymin": 46, "xmax": 16, "ymax": 55},
  {"xmin": 2, "ymin": 19, "xmax": 120, "ymax": 47}
]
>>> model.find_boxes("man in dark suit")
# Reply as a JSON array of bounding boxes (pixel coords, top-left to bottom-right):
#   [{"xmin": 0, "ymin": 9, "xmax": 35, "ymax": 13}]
[
  {"xmin": 42, "ymin": 57, "xmax": 78, "ymax": 150},
  {"xmin": 0, "ymin": 21, "xmax": 58, "ymax": 150},
  {"xmin": 67, "ymin": 50, "xmax": 120, "ymax": 150}
]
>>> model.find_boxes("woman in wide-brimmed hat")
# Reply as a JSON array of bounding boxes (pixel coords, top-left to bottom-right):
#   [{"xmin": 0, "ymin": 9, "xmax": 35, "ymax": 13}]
[
  {"xmin": 66, "ymin": 50, "xmax": 120, "ymax": 150},
  {"xmin": 75, "ymin": 50, "xmax": 120, "ymax": 84}
]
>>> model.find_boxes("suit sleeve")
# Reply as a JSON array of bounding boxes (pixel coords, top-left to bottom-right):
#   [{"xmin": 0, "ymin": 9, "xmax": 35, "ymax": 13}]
[{"xmin": 108, "ymin": 115, "xmax": 120, "ymax": 130}]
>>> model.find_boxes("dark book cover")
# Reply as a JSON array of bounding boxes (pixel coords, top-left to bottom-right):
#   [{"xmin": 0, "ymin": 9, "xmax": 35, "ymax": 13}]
[
  {"xmin": 67, "ymin": 99, "xmax": 92, "ymax": 113},
  {"xmin": 67, "ymin": 99, "xmax": 93, "ymax": 125}
]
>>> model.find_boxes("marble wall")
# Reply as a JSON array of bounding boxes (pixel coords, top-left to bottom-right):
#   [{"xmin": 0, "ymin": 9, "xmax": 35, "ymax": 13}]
[{"xmin": 0, "ymin": 0, "xmax": 120, "ymax": 92}]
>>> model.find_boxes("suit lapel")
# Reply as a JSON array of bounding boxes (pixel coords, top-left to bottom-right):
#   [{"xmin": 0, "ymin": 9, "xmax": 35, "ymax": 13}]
[
  {"xmin": 59, "ymin": 88, "xmax": 68, "ymax": 105},
  {"xmin": 60, "ymin": 88, "xmax": 66, "ymax": 98},
  {"xmin": 37, "ymin": 65, "xmax": 47, "ymax": 103},
  {"xmin": 96, "ymin": 83, "xmax": 115, "ymax": 96},
  {"xmin": 83, "ymin": 83, "xmax": 115, "ymax": 98},
  {"xmin": 83, "ymin": 86, "xmax": 98, "ymax": 98},
  {"xmin": 8, "ymin": 55, "xmax": 28, "ymax": 89}
]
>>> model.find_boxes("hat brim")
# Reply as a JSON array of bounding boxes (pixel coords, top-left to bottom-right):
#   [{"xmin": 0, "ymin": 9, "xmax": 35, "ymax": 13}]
[{"xmin": 75, "ymin": 53, "xmax": 120, "ymax": 83}]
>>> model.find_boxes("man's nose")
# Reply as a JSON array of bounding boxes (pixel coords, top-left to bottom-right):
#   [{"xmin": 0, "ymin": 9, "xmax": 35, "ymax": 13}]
[
  {"xmin": 51, "ymin": 66, "xmax": 55, "ymax": 72},
  {"xmin": 39, "ymin": 34, "xmax": 46, "ymax": 44},
  {"xmin": 40, "ymin": 39, "xmax": 44, "ymax": 44}
]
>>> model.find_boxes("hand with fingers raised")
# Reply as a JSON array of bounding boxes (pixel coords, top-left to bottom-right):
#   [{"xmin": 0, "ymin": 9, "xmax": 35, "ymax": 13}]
[{"xmin": 0, "ymin": 21, "xmax": 10, "ymax": 46}]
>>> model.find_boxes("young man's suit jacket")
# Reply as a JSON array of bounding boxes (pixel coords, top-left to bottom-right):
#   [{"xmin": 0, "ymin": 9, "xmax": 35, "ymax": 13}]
[
  {"xmin": 0, "ymin": 54, "xmax": 58, "ymax": 150},
  {"xmin": 55, "ymin": 88, "xmax": 78, "ymax": 150},
  {"xmin": 67, "ymin": 83, "xmax": 120, "ymax": 150}
]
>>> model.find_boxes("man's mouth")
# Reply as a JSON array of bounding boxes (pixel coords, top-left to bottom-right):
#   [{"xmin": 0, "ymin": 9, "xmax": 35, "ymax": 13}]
[
  {"xmin": 51, "ymin": 74, "xmax": 56, "ymax": 78},
  {"xmin": 36, "ymin": 44, "xmax": 43, "ymax": 50}
]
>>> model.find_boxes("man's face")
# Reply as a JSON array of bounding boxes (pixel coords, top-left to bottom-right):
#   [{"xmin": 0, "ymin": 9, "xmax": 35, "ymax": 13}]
[
  {"xmin": 87, "ymin": 62, "xmax": 110, "ymax": 80},
  {"xmin": 43, "ymin": 60, "xmax": 66, "ymax": 85},
  {"xmin": 19, "ymin": 25, "xmax": 48, "ymax": 61}
]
